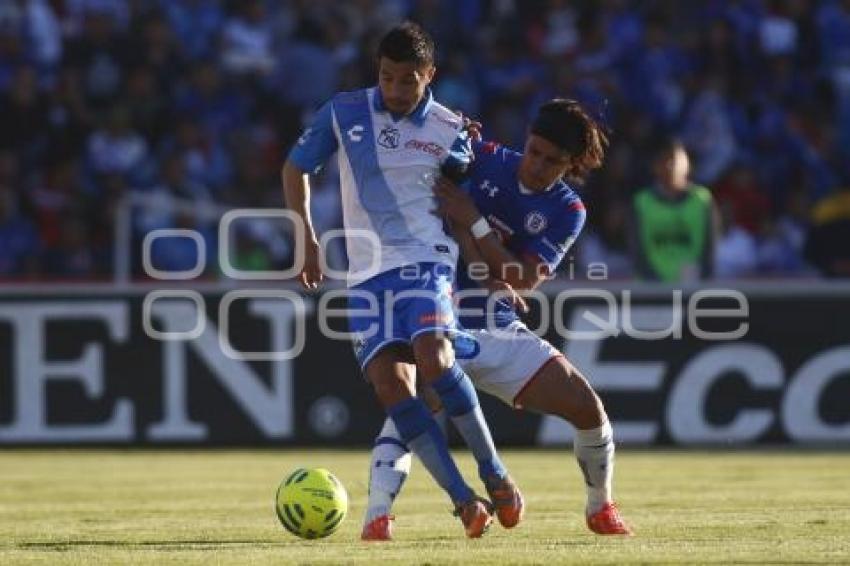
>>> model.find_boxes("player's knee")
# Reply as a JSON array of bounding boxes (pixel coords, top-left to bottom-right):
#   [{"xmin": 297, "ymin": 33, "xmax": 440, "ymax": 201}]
[
  {"xmin": 371, "ymin": 375, "xmax": 411, "ymax": 406},
  {"xmin": 413, "ymin": 335, "xmax": 455, "ymax": 381},
  {"xmin": 563, "ymin": 372, "xmax": 606, "ymax": 428},
  {"xmin": 367, "ymin": 360, "xmax": 415, "ymax": 406}
]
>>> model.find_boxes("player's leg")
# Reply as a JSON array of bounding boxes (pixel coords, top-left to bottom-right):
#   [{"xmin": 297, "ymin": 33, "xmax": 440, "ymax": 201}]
[
  {"xmin": 404, "ymin": 263, "xmax": 522, "ymax": 527},
  {"xmin": 362, "ymin": 417, "xmax": 411, "ymax": 540},
  {"xmin": 512, "ymin": 356, "xmax": 632, "ymax": 535},
  {"xmin": 411, "ymin": 332, "xmax": 523, "ymax": 528},
  {"xmin": 412, "ymin": 332, "xmax": 506, "ymax": 480},
  {"xmin": 406, "ymin": 263, "xmax": 507, "ymax": 483},
  {"xmin": 462, "ymin": 323, "xmax": 631, "ymax": 535},
  {"xmin": 351, "ymin": 274, "xmax": 490, "ymax": 539},
  {"xmin": 362, "ymin": 385, "xmax": 443, "ymax": 539},
  {"xmin": 365, "ymin": 345, "xmax": 492, "ymax": 538}
]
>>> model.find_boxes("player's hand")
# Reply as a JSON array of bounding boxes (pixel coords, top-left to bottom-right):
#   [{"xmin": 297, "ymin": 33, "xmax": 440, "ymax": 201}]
[
  {"xmin": 300, "ymin": 239, "xmax": 324, "ymax": 291},
  {"xmin": 433, "ymin": 176, "xmax": 480, "ymax": 230},
  {"xmin": 457, "ymin": 111, "xmax": 483, "ymax": 142},
  {"xmin": 486, "ymin": 279, "xmax": 529, "ymax": 313}
]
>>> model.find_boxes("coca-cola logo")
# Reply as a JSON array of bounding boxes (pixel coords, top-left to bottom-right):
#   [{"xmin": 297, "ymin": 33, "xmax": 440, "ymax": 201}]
[{"xmin": 405, "ymin": 139, "xmax": 444, "ymax": 156}]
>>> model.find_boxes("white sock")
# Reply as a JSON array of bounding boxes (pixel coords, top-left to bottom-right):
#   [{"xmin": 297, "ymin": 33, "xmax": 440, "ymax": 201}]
[
  {"xmin": 573, "ymin": 420, "xmax": 615, "ymax": 515},
  {"xmin": 365, "ymin": 418, "xmax": 412, "ymax": 525}
]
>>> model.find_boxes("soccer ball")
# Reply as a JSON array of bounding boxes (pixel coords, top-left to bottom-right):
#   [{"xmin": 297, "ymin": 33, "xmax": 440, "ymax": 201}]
[{"xmin": 275, "ymin": 468, "xmax": 348, "ymax": 539}]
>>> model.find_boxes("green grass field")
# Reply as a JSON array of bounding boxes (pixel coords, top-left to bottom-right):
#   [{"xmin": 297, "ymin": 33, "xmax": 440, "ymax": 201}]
[{"xmin": 1, "ymin": 449, "xmax": 848, "ymax": 564}]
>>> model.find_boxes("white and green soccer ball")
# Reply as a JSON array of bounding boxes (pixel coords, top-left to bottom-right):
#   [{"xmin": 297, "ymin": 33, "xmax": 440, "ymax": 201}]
[{"xmin": 275, "ymin": 468, "xmax": 348, "ymax": 539}]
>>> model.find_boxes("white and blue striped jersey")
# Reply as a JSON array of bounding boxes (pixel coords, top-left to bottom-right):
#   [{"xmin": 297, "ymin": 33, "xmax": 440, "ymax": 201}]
[{"xmin": 289, "ymin": 87, "xmax": 471, "ymax": 286}]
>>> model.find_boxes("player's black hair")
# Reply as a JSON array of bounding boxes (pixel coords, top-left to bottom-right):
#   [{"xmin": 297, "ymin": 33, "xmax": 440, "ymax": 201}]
[
  {"xmin": 530, "ymin": 99, "xmax": 608, "ymax": 181},
  {"xmin": 377, "ymin": 21, "xmax": 435, "ymax": 67}
]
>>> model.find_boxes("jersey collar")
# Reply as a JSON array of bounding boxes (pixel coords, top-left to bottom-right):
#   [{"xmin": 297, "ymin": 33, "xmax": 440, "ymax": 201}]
[
  {"xmin": 518, "ymin": 179, "xmax": 559, "ymax": 195},
  {"xmin": 372, "ymin": 87, "xmax": 433, "ymax": 127}
]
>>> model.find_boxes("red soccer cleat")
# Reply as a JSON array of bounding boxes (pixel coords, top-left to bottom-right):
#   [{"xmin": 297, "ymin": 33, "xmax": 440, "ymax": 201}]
[
  {"xmin": 454, "ymin": 497, "xmax": 494, "ymax": 538},
  {"xmin": 361, "ymin": 514, "xmax": 394, "ymax": 541},
  {"xmin": 586, "ymin": 502, "xmax": 633, "ymax": 536},
  {"xmin": 484, "ymin": 474, "xmax": 524, "ymax": 528}
]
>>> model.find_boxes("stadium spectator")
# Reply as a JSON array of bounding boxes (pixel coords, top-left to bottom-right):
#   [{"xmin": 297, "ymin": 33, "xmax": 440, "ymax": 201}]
[
  {"xmin": 156, "ymin": 117, "xmax": 232, "ymax": 196},
  {"xmin": 86, "ymin": 104, "xmax": 148, "ymax": 181},
  {"xmin": 0, "ymin": 165, "xmax": 40, "ymax": 278},
  {"xmin": 805, "ymin": 183, "xmax": 850, "ymax": 277},
  {"xmin": 715, "ymin": 201, "xmax": 759, "ymax": 279},
  {"xmin": 0, "ymin": 0, "xmax": 846, "ymax": 281},
  {"xmin": 0, "ymin": 65, "xmax": 48, "ymax": 166},
  {"xmin": 24, "ymin": 0, "xmax": 63, "ymax": 72},
  {"xmin": 630, "ymin": 138, "xmax": 718, "ymax": 282},
  {"xmin": 160, "ymin": 0, "xmax": 225, "ymax": 62},
  {"xmin": 220, "ymin": 0, "xmax": 275, "ymax": 77},
  {"xmin": 713, "ymin": 160, "xmax": 773, "ymax": 235},
  {"xmin": 63, "ymin": 7, "xmax": 131, "ymax": 108}
]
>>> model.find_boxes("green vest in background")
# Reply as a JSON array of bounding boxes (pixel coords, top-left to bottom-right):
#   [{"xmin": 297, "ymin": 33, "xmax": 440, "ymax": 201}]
[{"xmin": 633, "ymin": 185, "xmax": 713, "ymax": 282}]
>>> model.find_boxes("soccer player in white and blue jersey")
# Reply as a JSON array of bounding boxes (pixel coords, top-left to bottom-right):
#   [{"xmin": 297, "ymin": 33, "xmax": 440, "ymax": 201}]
[
  {"xmin": 282, "ymin": 22, "xmax": 521, "ymax": 538},
  {"xmin": 363, "ymin": 100, "xmax": 633, "ymax": 539}
]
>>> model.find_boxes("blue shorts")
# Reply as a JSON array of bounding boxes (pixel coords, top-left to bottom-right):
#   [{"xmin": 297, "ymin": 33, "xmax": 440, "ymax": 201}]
[{"xmin": 348, "ymin": 262, "xmax": 459, "ymax": 371}]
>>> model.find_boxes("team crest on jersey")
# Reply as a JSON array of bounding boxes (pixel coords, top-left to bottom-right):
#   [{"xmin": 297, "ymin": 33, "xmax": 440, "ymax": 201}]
[
  {"xmin": 377, "ymin": 125, "xmax": 400, "ymax": 149},
  {"xmin": 525, "ymin": 211, "xmax": 548, "ymax": 234}
]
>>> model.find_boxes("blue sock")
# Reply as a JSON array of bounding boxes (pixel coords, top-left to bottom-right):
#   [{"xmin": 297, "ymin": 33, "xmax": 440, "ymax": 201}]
[
  {"xmin": 432, "ymin": 363, "xmax": 507, "ymax": 481},
  {"xmin": 388, "ymin": 397, "xmax": 473, "ymax": 505}
]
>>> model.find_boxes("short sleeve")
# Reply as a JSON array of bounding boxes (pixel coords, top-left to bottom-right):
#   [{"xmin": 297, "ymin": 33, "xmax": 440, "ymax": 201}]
[
  {"xmin": 472, "ymin": 140, "xmax": 515, "ymax": 163},
  {"xmin": 524, "ymin": 200, "xmax": 587, "ymax": 274},
  {"xmin": 287, "ymin": 100, "xmax": 338, "ymax": 174}
]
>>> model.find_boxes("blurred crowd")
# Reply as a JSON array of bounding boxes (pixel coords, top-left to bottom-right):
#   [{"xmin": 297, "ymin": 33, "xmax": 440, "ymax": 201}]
[{"xmin": 1, "ymin": 0, "xmax": 849, "ymax": 281}]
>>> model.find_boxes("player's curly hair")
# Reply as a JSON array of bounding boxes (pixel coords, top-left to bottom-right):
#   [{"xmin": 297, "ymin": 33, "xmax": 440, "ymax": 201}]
[
  {"xmin": 530, "ymin": 99, "xmax": 609, "ymax": 183},
  {"xmin": 377, "ymin": 21, "xmax": 435, "ymax": 67}
]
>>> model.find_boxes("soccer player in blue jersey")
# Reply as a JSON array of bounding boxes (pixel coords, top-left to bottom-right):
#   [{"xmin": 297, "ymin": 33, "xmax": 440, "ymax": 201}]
[
  {"xmin": 362, "ymin": 99, "xmax": 633, "ymax": 539},
  {"xmin": 282, "ymin": 22, "xmax": 521, "ymax": 538}
]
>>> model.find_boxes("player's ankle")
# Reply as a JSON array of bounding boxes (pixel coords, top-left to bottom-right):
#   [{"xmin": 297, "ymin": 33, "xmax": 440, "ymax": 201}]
[{"xmin": 586, "ymin": 497, "xmax": 612, "ymax": 516}]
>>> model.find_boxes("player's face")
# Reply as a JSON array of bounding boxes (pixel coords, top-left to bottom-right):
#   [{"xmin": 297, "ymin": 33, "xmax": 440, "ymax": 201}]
[
  {"xmin": 377, "ymin": 57, "xmax": 435, "ymax": 116},
  {"xmin": 519, "ymin": 134, "xmax": 572, "ymax": 191}
]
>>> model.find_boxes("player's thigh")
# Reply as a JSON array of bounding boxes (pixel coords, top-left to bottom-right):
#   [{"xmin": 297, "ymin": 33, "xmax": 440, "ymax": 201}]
[
  {"xmin": 365, "ymin": 343, "xmax": 417, "ymax": 409},
  {"xmin": 403, "ymin": 262, "xmax": 458, "ymax": 380},
  {"xmin": 459, "ymin": 322, "xmax": 557, "ymax": 406},
  {"xmin": 514, "ymin": 355, "xmax": 606, "ymax": 429},
  {"xmin": 348, "ymin": 279, "xmax": 409, "ymax": 373},
  {"xmin": 411, "ymin": 332, "xmax": 455, "ymax": 382}
]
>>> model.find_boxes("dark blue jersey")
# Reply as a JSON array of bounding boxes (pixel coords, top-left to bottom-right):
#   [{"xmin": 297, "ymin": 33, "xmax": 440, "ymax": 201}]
[{"xmin": 456, "ymin": 140, "xmax": 586, "ymax": 329}]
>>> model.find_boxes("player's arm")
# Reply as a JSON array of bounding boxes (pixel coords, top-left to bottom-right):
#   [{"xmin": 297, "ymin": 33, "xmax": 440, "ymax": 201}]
[
  {"xmin": 476, "ymin": 230, "xmax": 545, "ymax": 291},
  {"xmin": 281, "ymin": 100, "xmax": 338, "ymax": 290},
  {"xmin": 434, "ymin": 176, "xmax": 545, "ymax": 290},
  {"xmin": 282, "ymin": 161, "xmax": 322, "ymax": 289},
  {"xmin": 448, "ymin": 219, "xmax": 529, "ymax": 312}
]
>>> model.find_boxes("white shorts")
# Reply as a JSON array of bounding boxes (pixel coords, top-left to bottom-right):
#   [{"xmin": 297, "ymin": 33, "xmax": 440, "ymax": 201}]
[{"xmin": 458, "ymin": 321, "xmax": 562, "ymax": 407}]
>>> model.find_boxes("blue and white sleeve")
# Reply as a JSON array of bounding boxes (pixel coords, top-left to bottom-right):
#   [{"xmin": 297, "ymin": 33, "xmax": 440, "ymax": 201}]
[
  {"xmin": 524, "ymin": 201, "xmax": 587, "ymax": 274},
  {"xmin": 287, "ymin": 100, "xmax": 338, "ymax": 174}
]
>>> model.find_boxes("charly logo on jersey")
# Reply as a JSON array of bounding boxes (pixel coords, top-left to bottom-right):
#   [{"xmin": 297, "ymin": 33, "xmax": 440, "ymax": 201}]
[
  {"xmin": 377, "ymin": 125, "xmax": 400, "ymax": 149},
  {"xmin": 524, "ymin": 211, "xmax": 548, "ymax": 234},
  {"xmin": 479, "ymin": 179, "xmax": 499, "ymax": 197}
]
